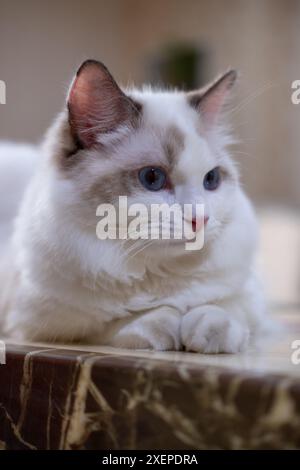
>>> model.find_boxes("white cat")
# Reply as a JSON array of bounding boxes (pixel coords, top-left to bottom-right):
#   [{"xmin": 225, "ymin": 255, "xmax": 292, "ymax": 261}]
[{"xmin": 0, "ymin": 60, "xmax": 269, "ymax": 352}]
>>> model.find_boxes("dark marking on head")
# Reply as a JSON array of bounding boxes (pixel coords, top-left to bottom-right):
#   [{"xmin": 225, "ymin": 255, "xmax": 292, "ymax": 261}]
[
  {"xmin": 162, "ymin": 125, "xmax": 185, "ymax": 169},
  {"xmin": 84, "ymin": 169, "xmax": 139, "ymax": 206}
]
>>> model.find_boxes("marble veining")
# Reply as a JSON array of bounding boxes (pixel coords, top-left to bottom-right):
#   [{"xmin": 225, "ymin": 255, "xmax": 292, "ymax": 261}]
[{"xmin": 0, "ymin": 311, "xmax": 300, "ymax": 449}]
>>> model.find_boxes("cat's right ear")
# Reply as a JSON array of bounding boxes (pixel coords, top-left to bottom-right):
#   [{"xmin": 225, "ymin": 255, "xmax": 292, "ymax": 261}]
[
  {"xmin": 67, "ymin": 60, "xmax": 141, "ymax": 148},
  {"xmin": 187, "ymin": 70, "xmax": 237, "ymax": 129}
]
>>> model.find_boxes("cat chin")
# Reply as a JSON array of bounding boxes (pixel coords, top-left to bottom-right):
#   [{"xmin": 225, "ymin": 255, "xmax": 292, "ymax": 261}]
[{"xmin": 124, "ymin": 238, "xmax": 200, "ymax": 258}]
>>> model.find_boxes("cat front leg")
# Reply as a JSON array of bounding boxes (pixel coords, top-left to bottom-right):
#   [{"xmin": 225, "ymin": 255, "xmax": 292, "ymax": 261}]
[
  {"xmin": 181, "ymin": 305, "xmax": 249, "ymax": 354},
  {"xmin": 102, "ymin": 307, "xmax": 181, "ymax": 351}
]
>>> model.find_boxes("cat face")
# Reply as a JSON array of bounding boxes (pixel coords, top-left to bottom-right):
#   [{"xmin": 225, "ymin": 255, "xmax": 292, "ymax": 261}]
[{"xmin": 51, "ymin": 60, "xmax": 239, "ymax": 259}]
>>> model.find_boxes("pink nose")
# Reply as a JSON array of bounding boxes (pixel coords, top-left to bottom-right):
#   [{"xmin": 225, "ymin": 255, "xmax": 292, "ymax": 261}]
[{"xmin": 192, "ymin": 215, "xmax": 209, "ymax": 232}]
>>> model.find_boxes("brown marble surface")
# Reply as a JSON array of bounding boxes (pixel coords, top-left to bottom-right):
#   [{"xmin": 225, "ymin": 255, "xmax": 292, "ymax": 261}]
[{"xmin": 0, "ymin": 310, "xmax": 300, "ymax": 449}]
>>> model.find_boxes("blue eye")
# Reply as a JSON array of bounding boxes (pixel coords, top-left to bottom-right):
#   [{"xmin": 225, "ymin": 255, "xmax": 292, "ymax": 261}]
[
  {"xmin": 139, "ymin": 167, "xmax": 167, "ymax": 191},
  {"xmin": 203, "ymin": 167, "xmax": 221, "ymax": 190}
]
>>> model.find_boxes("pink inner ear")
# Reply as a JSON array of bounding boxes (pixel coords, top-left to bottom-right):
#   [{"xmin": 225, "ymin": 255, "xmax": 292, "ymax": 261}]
[
  {"xmin": 191, "ymin": 70, "xmax": 237, "ymax": 128},
  {"xmin": 68, "ymin": 60, "xmax": 136, "ymax": 148},
  {"xmin": 201, "ymin": 84, "xmax": 230, "ymax": 125},
  {"xmin": 68, "ymin": 71, "xmax": 97, "ymax": 147}
]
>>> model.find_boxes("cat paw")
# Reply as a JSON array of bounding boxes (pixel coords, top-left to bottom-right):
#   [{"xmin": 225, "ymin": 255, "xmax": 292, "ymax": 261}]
[
  {"xmin": 109, "ymin": 309, "xmax": 181, "ymax": 351},
  {"xmin": 181, "ymin": 305, "xmax": 249, "ymax": 354}
]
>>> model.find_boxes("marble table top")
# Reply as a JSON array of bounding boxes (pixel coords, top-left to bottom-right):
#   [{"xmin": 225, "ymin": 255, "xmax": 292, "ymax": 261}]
[{"xmin": 0, "ymin": 309, "xmax": 300, "ymax": 449}]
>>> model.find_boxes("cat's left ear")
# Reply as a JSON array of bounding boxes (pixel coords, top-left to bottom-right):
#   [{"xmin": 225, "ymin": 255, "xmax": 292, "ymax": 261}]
[{"xmin": 187, "ymin": 69, "xmax": 237, "ymax": 128}]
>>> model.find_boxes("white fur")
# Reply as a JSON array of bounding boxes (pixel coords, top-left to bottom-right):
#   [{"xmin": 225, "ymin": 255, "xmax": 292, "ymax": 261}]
[
  {"xmin": 0, "ymin": 142, "xmax": 38, "ymax": 245},
  {"xmin": 0, "ymin": 85, "xmax": 269, "ymax": 353}
]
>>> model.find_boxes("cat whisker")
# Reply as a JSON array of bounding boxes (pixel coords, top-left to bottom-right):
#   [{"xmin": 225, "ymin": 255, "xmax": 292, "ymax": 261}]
[
  {"xmin": 227, "ymin": 81, "xmax": 277, "ymax": 117},
  {"xmin": 125, "ymin": 239, "xmax": 159, "ymax": 262}
]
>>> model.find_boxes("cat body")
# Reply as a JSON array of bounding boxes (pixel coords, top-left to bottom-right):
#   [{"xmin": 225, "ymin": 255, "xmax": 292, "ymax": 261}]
[{"xmin": 0, "ymin": 61, "xmax": 268, "ymax": 352}]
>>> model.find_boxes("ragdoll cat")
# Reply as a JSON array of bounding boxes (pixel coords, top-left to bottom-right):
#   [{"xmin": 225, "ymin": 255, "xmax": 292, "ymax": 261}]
[{"xmin": 0, "ymin": 59, "xmax": 268, "ymax": 353}]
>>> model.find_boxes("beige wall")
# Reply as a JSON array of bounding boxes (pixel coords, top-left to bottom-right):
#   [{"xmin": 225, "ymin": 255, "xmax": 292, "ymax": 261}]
[{"xmin": 1, "ymin": 0, "xmax": 300, "ymax": 207}]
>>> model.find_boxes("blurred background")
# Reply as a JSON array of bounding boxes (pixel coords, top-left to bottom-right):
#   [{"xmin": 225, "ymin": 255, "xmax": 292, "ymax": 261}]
[{"xmin": 0, "ymin": 0, "xmax": 300, "ymax": 308}]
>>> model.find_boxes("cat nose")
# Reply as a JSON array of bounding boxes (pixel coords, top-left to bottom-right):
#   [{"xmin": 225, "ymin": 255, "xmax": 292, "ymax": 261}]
[{"xmin": 192, "ymin": 215, "xmax": 209, "ymax": 232}]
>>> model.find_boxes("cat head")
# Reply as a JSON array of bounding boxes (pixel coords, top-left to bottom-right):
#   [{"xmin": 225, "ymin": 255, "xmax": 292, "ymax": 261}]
[{"xmin": 47, "ymin": 59, "xmax": 239, "ymax": 264}]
